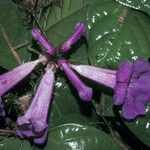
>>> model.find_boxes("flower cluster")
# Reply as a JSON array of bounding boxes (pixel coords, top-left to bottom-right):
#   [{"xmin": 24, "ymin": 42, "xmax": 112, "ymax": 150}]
[{"xmin": 0, "ymin": 21, "xmax": 150, "ymax": 144}]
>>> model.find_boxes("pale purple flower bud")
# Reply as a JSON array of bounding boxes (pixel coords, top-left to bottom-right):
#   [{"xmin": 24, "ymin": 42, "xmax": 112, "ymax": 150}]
[
  {"xmin": 60, "ymin": 22, "xmax": 86, "ymax": 53},
  {"xmin": 16, "ymin": 66, "xmax": 55, "ymax": 144},
  {"xmin": 57, "ymin": 58, "xmax": 93, "ymax": 101},
  {"xmin": 32, "ymin": 28, "xmax": 56, "ymax": 56},
  {"xmin": 0, "ymin": 56, "xmax": 47, "ymax": 97},
  {"xmin": 0, "ymin": 97, "xmax": 5, "ymax": 117},
  {"xmin": 72, "ymin": 65, "xmax": 116, "ymax": 89}
]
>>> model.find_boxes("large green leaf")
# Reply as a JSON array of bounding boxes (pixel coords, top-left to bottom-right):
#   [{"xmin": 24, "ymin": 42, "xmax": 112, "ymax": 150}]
[
  {"xmin": 39, "ymin": 0, "xmax": 95, "ymax": 31},
  {"xmin": 124, "ymin": 103, "xmax": 150, "ymax": 147},
  {"xmin": 39, "ymin": 0, "xmax": 95, "ymax": 47},
  {"xmin": 44, "ymin": 123, "xmax": 120, "ymax": 150},
  {"xmin": 86, "ymin": 0, "xmax": 150, "ymax": 69},
  {"xmin": 0, "ymin": 0, "xmax": 30, "ymax": 69},
  {"xmin": 115, "ymin": 0, "xmax": 150, "ymax": 16},
  {"xmin": 49, "ymin": 73, "xmax": 98, "ymax": 127},
  {"xmin": 0, "ymin": 137, "xmax": 32, "ymax": 150}
]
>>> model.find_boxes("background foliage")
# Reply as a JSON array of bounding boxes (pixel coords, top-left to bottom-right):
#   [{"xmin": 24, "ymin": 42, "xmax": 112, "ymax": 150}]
[{"xmin": 0, "ymin": 0, "xmax": 150, "ymax": 149}]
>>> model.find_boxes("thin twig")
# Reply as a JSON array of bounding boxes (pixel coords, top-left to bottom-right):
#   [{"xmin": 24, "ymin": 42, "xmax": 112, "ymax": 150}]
[
  {"xmin": 14, "ymin": 41, "xmax": 30, "ymax": 50},
  {"xmin": 70, "ymin": 56, "xmax": 88, "ymax": 63},
  {"xmin": 0, "ymin": 24, "xmax": 21, "ymax": 64},
  {"xmin": 99, "ymin": 113, "xmax": 128, "ymax": 149},
  {"xmin": 0, "ymin": 129, "xmax": 14, "ymax": 133}
]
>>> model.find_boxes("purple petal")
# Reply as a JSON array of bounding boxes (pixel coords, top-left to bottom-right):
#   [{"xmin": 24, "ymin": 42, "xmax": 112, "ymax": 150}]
[
  {"xmin": 0, "ymin": 60, "xmax": 41, "ymax": 97},
  {"xmin": 79, "ymin": 86, "xmax": 93, "ymax": 101},
  {"xmin": 33, "ymin": 131, "xmax": 48, "ymax": 144},
  {"xmin": 130, "ymin": 71, "xmax": 150, "ymax": 102},
  {"xmin": 116, "ymin": 60, "xmax": 133, "ymax": 83},
  {"xmin": 122, "ymin": 93, "xmax": 146, "ymax": 119},
  {"xmin": 60, "ymin": 22, "xmax": 86, "ymax": 53},
  {"xmin": 15, "ymin": 129, "xmax": 24, "ymax": 138},
  {"xmin": 17, "ymin": 117, "xmax": 34, "ymax": 137},
  {"xmin": 132, "ymin": 57, "xmax": 150, "ymax": 77},
  {"xmin": 19, "ymin": 130, "xmax": 35, "ymax": 138},
  {"xmin": 32, "ymin": 28, "xmax": 55, "ymax": 56},
  {"xmin": 17, "ymin": 116, "xmax": 33, "ymax": 132},
  {"xmin": 32, "ymin": 120, "xmax": 48, "ymax": 136},
  {"xmin": 57, "ymin": 58, "xmax": 93, "ymax": 101},
  {"xmin": 72, "ymin": 65, "xmax": 116, "ymax": 88},
  {"xmin": 113, "ymin": 83, "xmax": 127, "ymax": 105}
]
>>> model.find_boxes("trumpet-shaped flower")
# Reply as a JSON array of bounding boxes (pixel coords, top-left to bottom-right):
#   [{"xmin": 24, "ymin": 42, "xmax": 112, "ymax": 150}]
[
  {"xmin": 16, "ymin": 66, "xmax": 55, "ymax": 144},
  {"xmin": 72, "ymin": 57, "xmax": 150, "ymax": 119},
  {"xmin": 57, "ymin": 58, "xmax": 93, "ymax": 101},
  {"xmin": 60, "ymin": 22, "xmax": 86, "ymax": 53},
  {"xmin": 32, "ymin": 28, "xmax": 56, "ymax": 56},
  {"xmin": 0, "ymin": 56, "xmax": 47, "ymax": 97}
]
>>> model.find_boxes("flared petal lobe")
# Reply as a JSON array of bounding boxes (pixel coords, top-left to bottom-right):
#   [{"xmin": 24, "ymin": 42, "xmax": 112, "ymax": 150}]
[
  {"xmin": 122, "ymin": 93, "xmax": 146, "ymax": 120},
  {"xmin": 16, "ymin": 67, "xmax": 55, "ymax": 144},
  {"xmin": 114, "ymin": 58, "xmax": 150, "ymax": 119}
]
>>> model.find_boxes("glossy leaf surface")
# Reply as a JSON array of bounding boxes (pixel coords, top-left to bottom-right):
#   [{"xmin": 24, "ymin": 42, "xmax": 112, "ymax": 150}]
[
  {"xmin": 116, "ymin": 0, "xmax": 150, "ymax": 16},
  {"xmin": 45, "ymin": 123, "xmax": 120, "ymax": 150},
  {"xmin": 125, "ymin": 104, "xmax": 150, "ymax": 147},
  {"xmin": 86, "ymin": 0, "xmax": 150, "ymax": 69}
]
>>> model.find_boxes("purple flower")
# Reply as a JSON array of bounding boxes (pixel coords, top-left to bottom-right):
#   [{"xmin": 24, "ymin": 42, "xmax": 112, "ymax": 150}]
[
  {"xmin": 16, "ymin": 66, "xmax": 55, "ymax": 144},
  {"xmin": 0, "ymin": 56, "xmax": 47, "ymax": 97},
  {"xmin": 32, "ymin": 28, "xmax": 56, "ymax": 56},
  {"xmin": 114, "ymin": 57, "xmax": 150, "ymax": 119},
  {"xmin": 60, "ymin": 22, "xmax": 86, "ymax": 53},
  {"xmin": 57, "ymin": 58, "xmax": 93, "ymax": 101},
  {"xmin": 72, "ymin": 57, "xmax": 150, "ymax": 119},
  {"xmin": 0, "ymin": 97, "xmax": 5, "ymax": 117}
]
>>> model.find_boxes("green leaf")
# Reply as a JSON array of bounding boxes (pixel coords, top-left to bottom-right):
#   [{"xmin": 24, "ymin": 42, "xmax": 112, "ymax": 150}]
[
  {"xmin": 0, "ymin": 0, "xmax": 30, "ymax": 69},
  {"xmin": 49, "ymin": 71, "xmax": 98, "ymax": 127},
  {"xmin": 115, "ymin": 0, "xmax": 150, "ymax": 16},
  {"xmin": 48, "ymin": 113, "xmax": 100, "ymax": 131},
  {"xmin": 37, "ymin": 0, "xmax": 97, "ymax": 48},
  {"xmin": 0, "ymin": 137, "xmax": 32, "ymax": 150},
  {"xmin": 44, "ymin": 123, "xmax": 120, "ymax": 150},
  {"xmin": 124, "ymin": 103, "xmax": 150, "ymax": 147},
  {"xmin": 39, "ymin": 0, "xmax": 94, "ymax": 31},
  {"xmin": 93, "ymin": 92, "xmax": 115, "ymax": 117},
  {"xmin": 86, "ymin": 0, "xmax": 150, "ymax": 69}
]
